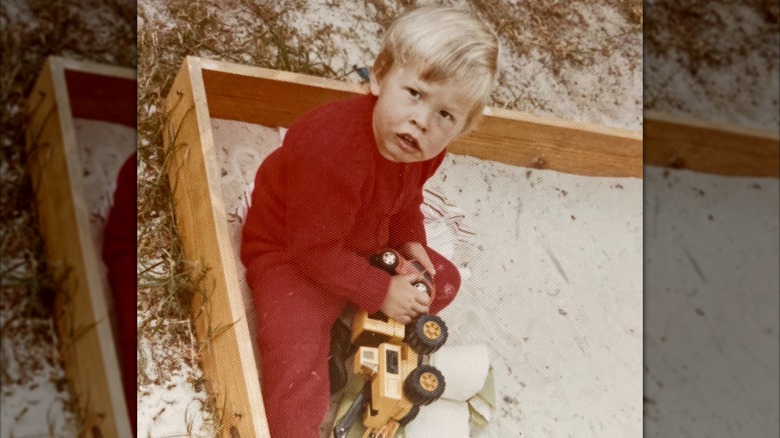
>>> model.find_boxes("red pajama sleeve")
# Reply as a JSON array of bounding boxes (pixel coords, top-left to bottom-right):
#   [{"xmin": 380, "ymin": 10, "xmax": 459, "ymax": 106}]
[{"xmin": 281, "ymin": 126, "xmax": 391, "ymax": 313}]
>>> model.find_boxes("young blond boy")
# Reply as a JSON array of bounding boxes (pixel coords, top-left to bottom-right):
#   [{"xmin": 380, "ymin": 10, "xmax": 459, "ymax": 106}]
[{"xmin": 241, "ymin": 6, "xmax": 498, "ymax": 437}]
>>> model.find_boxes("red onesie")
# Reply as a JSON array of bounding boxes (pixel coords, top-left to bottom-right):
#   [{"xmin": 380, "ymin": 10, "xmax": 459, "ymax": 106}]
[{"xmin": 241, "ymin": 94, "xmax": 460, "ymax": 437}]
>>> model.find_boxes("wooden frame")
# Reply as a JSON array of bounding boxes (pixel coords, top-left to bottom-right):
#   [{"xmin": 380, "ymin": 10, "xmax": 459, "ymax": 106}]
[
  {"xmin": 25, "ymin": 56, "xmax": 135, "ymax": 437},
  {"xmin": 645, "ymin": 110, "xmax": 779, "ymax": 178},
  {"xmin": 162, "ymin": 56, "xmax": 642, "ymax": 437}
]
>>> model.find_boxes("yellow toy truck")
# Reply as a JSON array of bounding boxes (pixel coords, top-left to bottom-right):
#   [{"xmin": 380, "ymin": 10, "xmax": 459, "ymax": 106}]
[{"xmin": 333, "ymin": 249, "xmax": 449, "ymax": 438}]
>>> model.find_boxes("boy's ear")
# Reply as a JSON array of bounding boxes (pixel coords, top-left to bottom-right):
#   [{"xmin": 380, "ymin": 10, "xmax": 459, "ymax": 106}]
[
  {"xmin": 369, "ymin": 69, "xmax": 381, "ymax": 96},
  {"xmin": 459, "ymin": 124, "xmax": 475, "ymax": 137},
  {"xmin": 459, "ymin": 111, "xmax": 486, "ymax": 138},
  {"xmin": 456, "ymin": 124, "xmax": 476, "ymax": 140},
  {"xmin": 369, "ymin": 59, "xmax": 387, "ymax": 96}
]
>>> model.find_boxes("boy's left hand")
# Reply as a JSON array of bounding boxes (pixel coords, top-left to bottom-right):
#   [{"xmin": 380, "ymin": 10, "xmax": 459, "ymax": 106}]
[{"xmin": 399, "ymin": 242, "xmax": 436, "ymax": 277}]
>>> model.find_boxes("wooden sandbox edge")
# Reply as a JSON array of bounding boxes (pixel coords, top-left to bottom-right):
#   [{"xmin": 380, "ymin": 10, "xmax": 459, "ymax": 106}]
[
  {"xmin": 163, "ymin": 56, "xmax": 271, "ymax": 438},
  {"xmin": 645, "ymin": 110, "xmax": 779, "ymax": 178}
]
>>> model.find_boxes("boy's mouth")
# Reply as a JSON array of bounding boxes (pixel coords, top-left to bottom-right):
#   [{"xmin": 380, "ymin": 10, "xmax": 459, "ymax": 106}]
[{"xmin": 396, "ymin": 133, "xmax": 420, "ymax": 153}]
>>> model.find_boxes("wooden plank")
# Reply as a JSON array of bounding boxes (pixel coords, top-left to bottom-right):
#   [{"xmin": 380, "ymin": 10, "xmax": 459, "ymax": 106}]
[
  {"xmin": 64, "ymin": 70, "xmax": 136, "ymax": 128},
  {"xmin": 25, "ymin": 56, "xmax": 133, "ymax": 437},
  {"xmin": 645, "ymin": 110, "xmax": 780, "ymax": 178},
  {"xmin": 200, "ymin": 59, "xmax": 365, "ymax": 128},
  {"xmin": 453, "ymin": 107, "xmax": 641, "ymax": 177},
  {"xmin": 163, "ymin": 56, "xmax": 270, "ymax": 438},
  {"xmin": 197, "ymin": 58, "xmax": 642, "ymax": 178}
]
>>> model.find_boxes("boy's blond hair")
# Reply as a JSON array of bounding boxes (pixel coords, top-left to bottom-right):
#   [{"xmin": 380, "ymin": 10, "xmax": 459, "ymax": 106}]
[{"xmin": 373, "ymin": 5, "xmax": 499, "ymax": 131}]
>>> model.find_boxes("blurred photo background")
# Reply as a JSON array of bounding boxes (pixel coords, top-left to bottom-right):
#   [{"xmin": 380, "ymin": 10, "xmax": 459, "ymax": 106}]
[
  {"xmin": 1, "ymin": 0, "xmax": 135, "ymax": 436},
  {"xmin": 643, "ymin": 0, "xmax": 778, "ymax": 437}
]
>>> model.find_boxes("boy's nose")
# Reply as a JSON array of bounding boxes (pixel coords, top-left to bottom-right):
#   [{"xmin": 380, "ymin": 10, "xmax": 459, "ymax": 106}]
[{"xmin": 411, "ymin": 109, "xmax": 430, "ymax": 132}]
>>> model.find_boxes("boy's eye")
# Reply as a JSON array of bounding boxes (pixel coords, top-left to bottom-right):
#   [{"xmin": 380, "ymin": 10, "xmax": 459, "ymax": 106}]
[
  {"xmin": 407, "ymin": 88, "xmax": 421, "ymax": 99},
  {"xmin": 439, "ymin": 110, "xmax": 454, "ymax": 121}
]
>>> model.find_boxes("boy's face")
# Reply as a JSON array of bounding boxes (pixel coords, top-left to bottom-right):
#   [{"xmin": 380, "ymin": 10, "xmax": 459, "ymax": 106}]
[{"xmin": 370, "ymin": 64, "xmax": 474, "ymax": 163}]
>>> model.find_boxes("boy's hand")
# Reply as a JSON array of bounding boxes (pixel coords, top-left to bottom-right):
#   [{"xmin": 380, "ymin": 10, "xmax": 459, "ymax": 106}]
[
  {"xmin": 399, "ymin": 242, "xmax": 436, "ymax": 277},
  {"xmin": 381, "ymin": 272, "xmax": 431, "ymax": 324}
]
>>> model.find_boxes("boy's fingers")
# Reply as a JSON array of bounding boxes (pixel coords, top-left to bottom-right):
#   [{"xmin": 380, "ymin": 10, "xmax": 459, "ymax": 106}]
[
  {"xmin": 411, "ymin": 297, "xmax": 430, "ymax": 316},
  {"xmin": 412, "ymin": 303, "xmax": 429, "ymax": 315},
  {"xmin": 422, "ymin": 261, "xmax": 436, "ymax": 277},
  {"xmin": 414, "ymin": 292, "xmax": 431, "ymax": 306},
  {"xmin": 401, "ymin": 272, "xmax": 426, "ymax": 283}
]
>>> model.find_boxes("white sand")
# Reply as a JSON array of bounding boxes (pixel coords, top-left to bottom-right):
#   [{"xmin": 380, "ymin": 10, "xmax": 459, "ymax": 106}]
[
  {"xmin": 210, "ymin": 118, "xmax": 643, "ymax": 437},
  {"xmin": 644, "ymin": 2, "xmax": 779, "ymax": 436},
  {"xmin": 0, "ymin": 318, "xmax": 73, "ymax": 438},
  {"xmin": 74, "ymin": 119, "xmax": 137, "ymax": 249},
  {"xmin": 643, "ymin": 167, "xmax": 779, "ymax": 437},
  {"xmin": 137, "ymin": 318, "xmax": 215, "ymax": 437},
  {"xmin": 431, "ymin": 155, "xmax": 642, "ymax": 437}
]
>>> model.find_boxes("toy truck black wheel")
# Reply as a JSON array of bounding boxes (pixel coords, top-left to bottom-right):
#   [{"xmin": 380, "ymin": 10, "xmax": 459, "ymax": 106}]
[
  {"xmin": 405, "ymin": 314, "xmax": 448, "ymax": 355},
  {"xmin": 404, "ymin": 365, "xmax": 445, "ymax": 406},
  {"xmin": 369, "ymin": 249, "xmax": 400, "ymax": 274},
  {"xmin": 328, "ymin": 319, "xmax": 353, "ymax": 395},
  {"xmin": 398, "ymin": 404, "xmax": 420, "ymax": 426}
]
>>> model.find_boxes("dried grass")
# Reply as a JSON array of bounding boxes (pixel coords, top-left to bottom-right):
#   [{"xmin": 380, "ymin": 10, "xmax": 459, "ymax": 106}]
[
  {"xmin": 644, "ymin": 0, "xmax": 779, "ymax": 110},
  {"xmin": 646, "ymin": 0, "xmax": 778, "ymax": 72},
  {"xmin": 471, "ymin": 0, "xmax": 641, "ymax": 73}
]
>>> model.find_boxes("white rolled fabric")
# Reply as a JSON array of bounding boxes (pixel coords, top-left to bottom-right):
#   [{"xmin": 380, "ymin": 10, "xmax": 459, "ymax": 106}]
[
  {"xmin": 429, "ymin": 344, "xmax": 491, "ymax": 402},
  {"xmin": 404, "ymin": 398, "xmax": 470, "ymax": 438}
]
